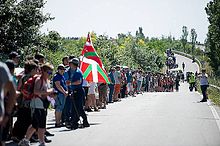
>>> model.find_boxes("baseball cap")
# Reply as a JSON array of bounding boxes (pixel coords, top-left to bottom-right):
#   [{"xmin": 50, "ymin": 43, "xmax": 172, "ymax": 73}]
[
  {"xmin": 69, "ymin": 58, "xmax": 79, "ymax": 65},
  {"xmin": 9, "ymin": 51, "xmax": 20, "ymax": 59},
  {"xmin": 57, "ymin": 64, "xmax": 65, "ymax": 70}
]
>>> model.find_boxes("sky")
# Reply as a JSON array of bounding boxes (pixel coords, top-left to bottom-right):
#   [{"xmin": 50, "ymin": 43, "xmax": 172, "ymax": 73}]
[{"xmin": 41, "ymin": 0, "xmax": 211, "ymax": 43}]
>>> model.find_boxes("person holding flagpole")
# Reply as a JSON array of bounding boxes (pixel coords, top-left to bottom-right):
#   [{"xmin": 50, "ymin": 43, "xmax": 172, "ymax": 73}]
[{"xmin": 64, "ymin": 58, "xmax": 90, "ymax": 130}]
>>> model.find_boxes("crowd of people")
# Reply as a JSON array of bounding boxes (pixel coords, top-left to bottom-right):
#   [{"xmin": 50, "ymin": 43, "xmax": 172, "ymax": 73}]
[
  {"xmin": 0, "ymin": 50, "xmax": 193, "ymax": 146},
  {"xmin": 166, "ymin": 49, "xmax": 178, "ymax": 69}
]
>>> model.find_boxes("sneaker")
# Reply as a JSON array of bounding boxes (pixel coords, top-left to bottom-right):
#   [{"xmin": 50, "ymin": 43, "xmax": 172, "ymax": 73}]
[
  {"xmin": 85, "ymin": 108, "xmax": 93, "ymax": 112},
  {"xmin": 18, "ymin": 139, "xmax": 30, "ymax": 146},
  {"xmin": 11, "ymin": 136, "xmax": 20, "ymax": 143},
  {"xmin": 70, "ymin": 124, "xmax": 79, "ymax": 130},
  {"xmin": 65, "ymin": 122, "xmax": 72, "ymax": 129},
  {"xmin": 39, "ymin": 142, "xmax": 46, "ymax": 146},
  {"xmin": 83, "ymin": 121, "xmax": 90, "ymax": 128},
  {"xmin": 44, "ymin": 136, "xmax": 52, "ymax": 143},
  {"xmin": 45, "ymin": 131, "xmax": 54, "ymax": 137}
]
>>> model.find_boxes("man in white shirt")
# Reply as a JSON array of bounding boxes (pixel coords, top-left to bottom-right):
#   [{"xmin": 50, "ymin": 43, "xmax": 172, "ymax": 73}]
[{"xmin": 198, "ymin": 69, "xmax": 209, "ymax": 102}]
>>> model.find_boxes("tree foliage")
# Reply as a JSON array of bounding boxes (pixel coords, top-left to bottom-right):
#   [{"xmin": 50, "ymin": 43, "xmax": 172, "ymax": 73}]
[
  {"xmin": 181, "ymin": 26, "xmax": 188, "ymax": 53},
  {"xmin": 0, "ymin": 0, "xmax": 53, "ymax": 53},
  {"xmin": 205, "ymin": 0, "xmax": 220, "ymax": 75},
  {"xmin": 190, "ymin": 28, "xmax": 197, "ymax": 56}
]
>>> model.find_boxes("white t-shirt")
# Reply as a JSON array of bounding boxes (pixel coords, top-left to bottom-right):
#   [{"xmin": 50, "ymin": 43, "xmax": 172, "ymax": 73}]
[
  {"xmin": 82, "ymin": 79, "xmax": 89, "ymax": 87},
  {"xmin": 137, "ymin": 73, "xmax": 143, "ymax": 81},
  {"xmin": 88, "ymin": 82, "xmax": 96, "ymax": 95},
  {"xmin": 114, "ymin": 71, "xmax": 121, "ymax": 84}
]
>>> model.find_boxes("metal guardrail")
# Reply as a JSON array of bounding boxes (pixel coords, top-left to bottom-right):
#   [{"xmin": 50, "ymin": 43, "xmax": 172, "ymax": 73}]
[{"xmin": 172, "ymin": 50, "xmax": 220, "ymax": 91}]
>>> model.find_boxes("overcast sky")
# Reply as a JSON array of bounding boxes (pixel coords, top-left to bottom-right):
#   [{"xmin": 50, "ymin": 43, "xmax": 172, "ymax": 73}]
[{"xmin": 41, "ymin": 0, "xmax": 210, "ymax": 43}]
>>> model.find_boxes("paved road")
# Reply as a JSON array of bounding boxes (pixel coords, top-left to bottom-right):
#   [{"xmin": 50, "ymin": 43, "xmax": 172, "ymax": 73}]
[
  {"xmin": 7, "ymin": 54, "xmax": 220, "ymax": 146},
  {"xmin": 44, "ymin": 86, "xmax": 220, "ymax": 146}
]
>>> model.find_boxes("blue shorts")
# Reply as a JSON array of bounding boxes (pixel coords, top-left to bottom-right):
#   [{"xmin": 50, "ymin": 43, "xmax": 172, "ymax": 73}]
[{"xmin": 55, "ymin": 93, "xmax": 66, "ymax": 112}]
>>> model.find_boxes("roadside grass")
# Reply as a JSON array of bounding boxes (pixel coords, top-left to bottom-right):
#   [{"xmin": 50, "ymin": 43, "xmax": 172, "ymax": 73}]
[
  {"xmin": 209, "ymin": 77, "xmax": 220, "ymax": 87},
  {"xmin": 207, "ymin": 87, "xmax": 220, "ymax": 106}
]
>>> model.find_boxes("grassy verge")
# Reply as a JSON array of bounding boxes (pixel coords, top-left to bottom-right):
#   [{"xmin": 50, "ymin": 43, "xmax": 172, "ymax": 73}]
[
  {"xmin": 207, "ymin": 87, "xmax": 220, "ymax": 106},
  {"xmin": 209, "ymin": 76, "xmax": 220, "ymax": 87}
]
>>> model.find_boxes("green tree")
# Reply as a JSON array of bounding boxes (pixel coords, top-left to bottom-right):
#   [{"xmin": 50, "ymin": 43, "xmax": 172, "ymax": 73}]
[
  {"xmin": 205, "ymin": 0, "xmax": 220, "ymax": 75},
  {"xmin": 42, "ymin": 31, "xmax": 62, "ymax": 51},
  {"xmin": 135, "ymin": 27, "xmax": 145, "ymax": 40},
  {"xmin": 181, "ymin": 26, "xmax": 188, "ymax": 53},
  {"xmin": 0, "ymin": 0, "xmax": 52, "ymax": 53},
  {"xmin": 190, "ymin": 28, "xmax": 197, "ymax": 56}
]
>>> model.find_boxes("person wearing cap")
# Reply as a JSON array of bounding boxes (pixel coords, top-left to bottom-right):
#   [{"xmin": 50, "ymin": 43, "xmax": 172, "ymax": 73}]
[
  {"xmin": 19, "ymin": 63, "xmax": 55, "ymax": 146},
  {"xmin": 63, "ymin": 58, "xmax": 89, "ymax": 129},
  {"xmin": 9, "ymin": 51, "xmax": 20, "ymax": 66},
  {"xmin": 53, "ymin": 64, "xmax": 68, "ymax": 127},
  {"xmin": 35, "ymin": 53, "xmax": 45, "ymax": 64}
]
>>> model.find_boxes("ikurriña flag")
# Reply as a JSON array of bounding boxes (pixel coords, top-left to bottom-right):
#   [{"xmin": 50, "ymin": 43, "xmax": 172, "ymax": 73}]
[
  {"xmin": 81, "ymin": 33, "xmax": 104, "ymax": 68},
  {"xmin": 80, "ymin": 56, "xmax": 110, "ymax": 84}
]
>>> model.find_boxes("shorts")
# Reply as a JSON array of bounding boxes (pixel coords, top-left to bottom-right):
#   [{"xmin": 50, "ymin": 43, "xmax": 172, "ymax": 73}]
[
  {"xmin": 127, "ymin": 83, "xmax": 133, "ymax": 93},
  {"xmin": 55, "ymin": 93, "xmax": 66, "ymax": 112},
  {"xmin": 98, "ymin": 84, "xmax": 107, "ymax": 97},
  {"xmin": 32, "ymin": 108, "xmax": 47, "ymax": 129},
  {"xmin": 114, "ymin": 84, "xmax": 121, "ymax": 94}
]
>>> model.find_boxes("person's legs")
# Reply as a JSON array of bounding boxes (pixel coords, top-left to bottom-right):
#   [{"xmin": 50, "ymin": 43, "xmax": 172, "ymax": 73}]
[
  {"xmin": 85, "ymin": 95, "xmax": 92, "ymax": 111},
  {"xmin": 55, "ymin": 94, "xmax": 65, "ymax": 126},
  {"xmin": 137, "ymin": 81, "xmax": 142, "ymax": 93},
  {"xmin": 113, "ymin": 84, "xmax": 120, "ymax": 101},
  {"xmin": 62, "ymin": 96, "xmax": 72, "ymax": 124},
  {"xmin": 200, "ymin": 85, "xmax": 208, "ymax": 101},
  {"xmin": 38, "ymin": 128, "xmax": 45, "ymax": 144},
  {"xmin": 108, "ymin": 84, "xmax": 114, "ymax": 102}
]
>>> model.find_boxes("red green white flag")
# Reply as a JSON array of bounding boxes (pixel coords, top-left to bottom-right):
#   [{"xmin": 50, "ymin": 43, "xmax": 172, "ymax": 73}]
[
  {"xmin": 81, "ymin": 33, "xmax": 104, "ymax": 68},
  {"xmin": 80, "ymin": 56, "xmax": 110, "ymax": 84}
]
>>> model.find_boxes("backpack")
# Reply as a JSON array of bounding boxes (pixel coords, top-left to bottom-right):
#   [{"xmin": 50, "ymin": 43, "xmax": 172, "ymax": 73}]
[{"xmin": 21, "ymin": 75, "xmax": 42, "ymax": 100}]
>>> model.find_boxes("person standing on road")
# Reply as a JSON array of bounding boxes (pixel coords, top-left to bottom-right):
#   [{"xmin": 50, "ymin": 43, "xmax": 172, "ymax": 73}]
[
  {"xmin": 53, "ymin": 64, "xmax": 68, "ymax": 127},
  {"xmin": 108, "ymin": 67, "xmax": 115, "ymax": 103},
  {"xmin": 18, "ymin": 63, "xmax": 55, "ymax": 146},
  {"xmin": 113, "ymin": 65, "xmax": 122, "ymax": 102},
  {"xmin": 198, "ymin": 69, "xmax": 209, "ymax": 102},
  {"xmin": 0, "ymin": 62, "xmax": 17, "ymax": 146},
  {"xmin": 182, "ymin": 62, "xmax": 185, "ymax": 71},
  {"xmin": 189, "ymin": 73, "xmax": 197, "ymax": 91},
  {"xmin": 65, "ymin": 58, "xmax": 90, "ymax": 130}
]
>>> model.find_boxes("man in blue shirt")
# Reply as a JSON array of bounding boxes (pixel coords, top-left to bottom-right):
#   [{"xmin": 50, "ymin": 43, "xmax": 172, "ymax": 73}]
[
  {"xmin": 108, "ymin": 67, "xmax": 115, "ymax": 103},
  {"xmin": 64, "ymin": 58, "xmax": 89, "ymax": 130}
]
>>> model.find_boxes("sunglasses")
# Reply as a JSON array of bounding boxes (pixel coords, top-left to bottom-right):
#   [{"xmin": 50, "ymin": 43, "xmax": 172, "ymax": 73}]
[{"xmin": 47, "ymin": 70, "xmax": 53, "ymax": 75}]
